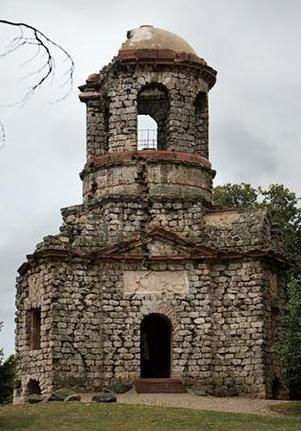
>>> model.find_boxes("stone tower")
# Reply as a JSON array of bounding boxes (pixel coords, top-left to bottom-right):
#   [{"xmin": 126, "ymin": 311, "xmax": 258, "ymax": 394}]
[{"xmin": 15, "ymin": 25, "xmax": 287, "ymax": 401}]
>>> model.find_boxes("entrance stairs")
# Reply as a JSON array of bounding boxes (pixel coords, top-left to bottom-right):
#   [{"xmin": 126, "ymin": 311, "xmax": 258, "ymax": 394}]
[{"xmin": 135, "ymin": 378, "xmax": 186, "ymax": 393}]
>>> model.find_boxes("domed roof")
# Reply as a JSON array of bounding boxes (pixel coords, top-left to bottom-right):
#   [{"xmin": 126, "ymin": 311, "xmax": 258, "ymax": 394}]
[{"xmin": 119, "ymin": 25, "xmax": 197, "ymax": 56}]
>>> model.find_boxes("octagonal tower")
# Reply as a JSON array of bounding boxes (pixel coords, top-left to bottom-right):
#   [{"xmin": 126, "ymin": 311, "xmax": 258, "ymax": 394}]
[{"xmin": 79, "ymin": 25, "xmax": 216, "ymax": 204}]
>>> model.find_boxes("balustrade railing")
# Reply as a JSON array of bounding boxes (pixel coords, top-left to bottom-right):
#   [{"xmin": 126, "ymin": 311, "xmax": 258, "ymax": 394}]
[{"xmin": 137, "ymin": 129, "xmax": 157, "ymax": 150}]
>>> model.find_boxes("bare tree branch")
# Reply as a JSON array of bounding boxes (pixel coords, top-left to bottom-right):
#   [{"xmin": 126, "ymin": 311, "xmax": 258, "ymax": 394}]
[{"xmin": 0, "ymin": 19, "xmax": 75, "ymax": 147}]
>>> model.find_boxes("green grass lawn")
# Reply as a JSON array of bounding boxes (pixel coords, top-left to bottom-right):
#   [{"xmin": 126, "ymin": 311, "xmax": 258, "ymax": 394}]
[
  {"xmin": 270, "ymin": 402, "xmax": 301, "ymax": 418},
  {"xmin": 1, "ymin": 403, "xmax": 301, "ymax": 431}
]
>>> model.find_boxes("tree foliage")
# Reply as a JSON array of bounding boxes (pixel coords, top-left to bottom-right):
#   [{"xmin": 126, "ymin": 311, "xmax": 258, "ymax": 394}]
[
  {"xmin": 213, "ymin": 183, "xmax": 259, "ymax": 209},
  {"xmin": 0, "ymin": 355, "xmax": 15, "ymax": 404},
  {"xmin": 0, "ymin": 321, "xmax": 3, "ymax": 364},
  {"xmin": 0, "ymin": 322, "xmax": 15, "ymax": 404},
  {"xmin": 279, "ymin": 278, "xmax": 301, "ymax": 399},
  {"xmin": 260, "ymin": 185, "xmax": 301, "ymax": 272}
]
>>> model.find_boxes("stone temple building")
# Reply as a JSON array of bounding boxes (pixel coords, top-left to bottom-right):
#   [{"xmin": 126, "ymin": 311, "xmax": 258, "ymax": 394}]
[{"xmin": 15, "ymin": 25, "xmax": 288, "ymax": 401}]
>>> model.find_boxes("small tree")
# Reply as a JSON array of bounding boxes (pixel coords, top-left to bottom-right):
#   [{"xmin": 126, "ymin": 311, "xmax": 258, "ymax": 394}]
[
  {"xmin": 0, "ymin": 355, "xmax": 16, "ymax": 404},
  {"xmin": 0, "ymin": 322, "xmax": 3, "ymax": 364},
  {"xmin": 278, "ymin": 278, "xmax": 301, "ymax": 399},
  {"xmin": 260, "ymin": 184, "xmax": 301, "ymax": 273},
  {"xmin": 0, "ymin": 322, "xmax": 16, "ymax": 404},
  {"xmin": 213, "ymin": 183, "xmax": 258, "ymax": 208}
]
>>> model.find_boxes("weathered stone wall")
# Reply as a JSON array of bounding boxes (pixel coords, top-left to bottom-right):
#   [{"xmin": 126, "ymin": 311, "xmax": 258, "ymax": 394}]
[
  {"xmin": 15, "ymin": 247, "xmax": 287, "ymax": 400},
  {"xmin": 261, "ymin": 264, "xmax": 288, "ymax": 398},
  {"xmin": 15, "ymin": 192, "xmax": 287, "ymax": 401},
  {"xmin": 49, "ymin": 261, "xmax": 103, "ymax": 392},
  {"xmin": 86, "ymin": 101, "xmax": 107, "ymax": 159},
  {"xmin": 203, "ymin": 209, "xmax": 284, "ymax": 254},
  {"xmin": 209, "ymin": 260, "xmax": 267, "ymax": 397},
  {"xmin": 94, "ymin": 258, "xmax": 283, "ymax": 397},
  {"xmin": 98, "ymin": 261, "xmax": 213, "ymax": 384},
  {"xmin": 58, "ymin": 197, "xmax": 204, "ymax": 250},
  {"xmin": 80, "ymin": 62, "xmax": 210, "ymax": 158},
  {"xmin": 81, "ymin": 153, "xmax": 213, "ymax": 203},
  {"xmin": 16, "ymin": 259, "xmax": 105, "ymax": 397},
  {"xmin": 15, "ymin": 264, "xmax": 57, "ymax": 400},
  {"xmin": 78, "ymin": 57, "xmax": 216, "ymax": 205}
]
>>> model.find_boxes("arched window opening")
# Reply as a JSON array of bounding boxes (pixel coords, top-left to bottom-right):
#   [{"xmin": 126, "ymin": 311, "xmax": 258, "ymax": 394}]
[
  {"xmin": 26, "ymin": 379, "xmax": 41, "ymax": 395},
  {"xmin": 137, "ymin": 115, "xmax": 158, "ymax": 150},
  {"xmin": 140, "ymin": 313, "xmax": 172, "ymax": 378},
  {"xmin": 137, "ymin": 84, "xmax": 169, "ymax": 151},
  {"xmin": 26, "ymin": 307, "xmax": 41, "ymax": 350},
  {"xmin": 103, "ymin": 96, "xmax": 111, "ymax": 153},
  {"xmin": 194, "ymin": 91, "xmax": 208, "ymax": 157}
]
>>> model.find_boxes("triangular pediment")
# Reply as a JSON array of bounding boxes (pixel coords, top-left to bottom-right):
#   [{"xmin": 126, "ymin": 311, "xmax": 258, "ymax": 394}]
[{"xmin": 95, "ymin": 228, "xmax": 217, "ymax": 260}]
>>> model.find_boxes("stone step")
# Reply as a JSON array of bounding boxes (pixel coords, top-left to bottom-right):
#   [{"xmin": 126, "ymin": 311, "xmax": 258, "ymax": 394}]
[{"xmin": 135, "ymin": 378, "xmax": 186, "ymax": 393}]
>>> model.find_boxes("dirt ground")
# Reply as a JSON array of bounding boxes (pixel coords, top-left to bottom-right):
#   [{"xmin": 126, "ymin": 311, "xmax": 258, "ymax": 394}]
[{"xmin": 81, "ymin": 390, "xmax": 290, "ymax": 416}]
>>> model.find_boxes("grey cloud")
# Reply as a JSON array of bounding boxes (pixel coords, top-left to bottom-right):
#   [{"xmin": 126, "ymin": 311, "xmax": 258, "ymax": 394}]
[{"xmin": 212, "ymin": 121, "xmax": 279, "ymax": 185}]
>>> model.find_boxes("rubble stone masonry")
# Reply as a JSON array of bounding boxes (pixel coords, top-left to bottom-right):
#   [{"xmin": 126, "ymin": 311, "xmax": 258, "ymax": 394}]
[{"xmin": 15, "ymin": 26, "xmax": 288, "ymax": 402}]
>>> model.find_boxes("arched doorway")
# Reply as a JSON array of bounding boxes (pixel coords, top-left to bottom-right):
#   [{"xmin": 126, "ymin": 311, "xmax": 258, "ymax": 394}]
[
  {"xmin": 140, "ymin": 313, "xmax": 171, "ymax": 378},
  {"xmin": 26, "ymin": 379, "xmax": 41, "ymax": 395}
]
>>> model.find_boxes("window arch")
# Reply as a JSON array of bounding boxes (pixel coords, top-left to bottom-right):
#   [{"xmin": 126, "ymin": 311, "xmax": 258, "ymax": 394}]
[
  {"xmin": 194, "ymin": 91, "xmax": 208, "ymax": 158},
  {"xmin": 102, "ymin": 95, "xmax": 111, "ymax": 153},
  {"xmin": 26, "ymin": 307, "xmax": 41, "ymax": 350},
  {"xmin": 137, "ymin": 83, "xmax": 170, "ymax": 151}
]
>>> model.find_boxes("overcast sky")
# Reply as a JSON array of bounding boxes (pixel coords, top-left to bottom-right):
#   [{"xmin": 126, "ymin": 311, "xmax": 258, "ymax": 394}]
[{"xmin": 1, "ymin": 0, "xmax": 301, "ymax": 357}]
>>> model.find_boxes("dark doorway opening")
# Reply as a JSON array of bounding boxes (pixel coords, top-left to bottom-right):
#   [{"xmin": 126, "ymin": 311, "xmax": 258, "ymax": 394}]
[
  {"xmin": 26, "ymin": 379, "xmax": 41, "ymax": 395},
  {"xmin": 271, "ymin": 377, "xmax": 282, "ymax": 399},
  {"xmin": 140, "ymin": 313, "xmax": 171, "ymax": 378}
]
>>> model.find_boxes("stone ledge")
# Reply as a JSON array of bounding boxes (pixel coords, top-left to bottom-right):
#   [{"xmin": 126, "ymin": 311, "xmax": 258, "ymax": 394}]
[
  {"xmin": 81, "ymin": 150, "xmax": 212, "ymax": 179},
  {"xmin": 79, "ymin": 91, "xmax": 100, "ymax": 102},
  {"xmin": 18, "ymin": 245, "xmax": 288, "ymax": 275},
  {"xmin": 117, "ymin": 48, "xmax": 206, "ymax": 63}
]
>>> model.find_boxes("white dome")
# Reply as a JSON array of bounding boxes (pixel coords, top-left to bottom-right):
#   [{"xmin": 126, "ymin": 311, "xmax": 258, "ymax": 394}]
[{"xmin": 120, "ymin": 25, "xmax": 197, "ymax": 55}]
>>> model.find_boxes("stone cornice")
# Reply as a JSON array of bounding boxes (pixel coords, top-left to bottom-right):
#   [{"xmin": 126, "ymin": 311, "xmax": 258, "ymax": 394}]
[
  {"xmin": 115, "ymin": 49, "xmax": 217, "ymax": 89},
  {"xmin": 78, "ymin": 51, "xmax": 217, "ymax": 103},
  {"xmin": 80, "ymin": 150, "xmax": 213, "ymax": 180},
  {"xmin": 18, "ymin": 245, "xmax": 288, "ymax": 275}
]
